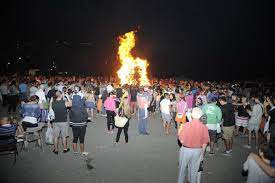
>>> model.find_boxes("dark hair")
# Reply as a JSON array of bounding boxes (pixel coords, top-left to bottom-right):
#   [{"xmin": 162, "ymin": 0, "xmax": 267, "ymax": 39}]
[
  {"xmin": 164, "ymin": 93, "xmax": 169, "ymax": 98},
  {"xmin": 219, "ymin": 96, "xmax": 227, "ymax": 102},
  {"xmin": 29, "ymin": 95, "xmax": 37, "ymax": 102},
  {"xmin": 260, "ymin": 143, "xmax": 275, "ymax": 161}
]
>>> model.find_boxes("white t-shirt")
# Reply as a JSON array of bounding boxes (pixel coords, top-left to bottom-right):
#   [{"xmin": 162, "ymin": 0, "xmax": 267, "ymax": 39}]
[
  {"xmin": 35, "ymin": 89, "xmax": 46, "ymax": 104},
  {"xmin": 30, "ymin": 86, "xmax": 38, "ymax": 97},
  {"xmin": 160, "ymin": 99, "xmax": 171, "ymax": 114}
]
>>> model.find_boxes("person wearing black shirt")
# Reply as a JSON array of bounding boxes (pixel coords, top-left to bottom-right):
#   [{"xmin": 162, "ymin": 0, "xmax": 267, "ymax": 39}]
[
  {"xmin": 219, "ymin": 96, "xmax": 235, "ymax": 156},
  {"xmin": 235, "ymin": 96, "xmax": 250, "ymax": 137},
  {"xmin": 130, "ymin": 86, "xmax": 138, "ymax": 114}
]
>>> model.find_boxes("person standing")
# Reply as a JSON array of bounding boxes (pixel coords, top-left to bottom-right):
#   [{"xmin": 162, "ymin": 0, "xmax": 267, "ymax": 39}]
[
  {"xmin": 35, "ymin": 84, "xmax": 48, "ymax": 123},
  {"xmin": 104, "ymin": 92, "xmax": 117, "ymax": 134},
  {"xmin": 115, "ymin": 95, "xmax": 132, "ymax": 145},
  {"xmin": 137, "ymin": 88, "xmax": 150, "ymax": 135},
  {"xmin": 219, "ymin": 96, "xmax": 235, "ymax": 156},
  {"xmin": 178, "ymin": 107, "xmax": 210, "ymax": 183},
  {"xmin": 175, "ymin": 94, "xmax": 188, "ymax": 129},
  {"xmin": 7, "ymin": 81, "xmax": 19, "ymax": 116},
  {"xmin": 235, "ymin": 96, "xmax": 249, "ymax": 137},
  {"xmin": 244, "ymin": 96, "xmax": 264, "ymax": 149},
  {"xmin": 160, "ymin": 93, "xmax": 172, "ymax": 134},
  {"xmin": 29, "ymin": 82, "xmax": 38, "ymax": 97},
  {"xmin": 85, "ymin": 88, "xmax": 95, "ymax": 122},
  {"xmin": 70, "ymin": 86, "xmax": 89, "ymax": 155},
  {"xmin": 130, "ymin": 86, "xmax": 138, "ymax": 114},
  {"xmin": 50, "ymin": 90, "xmax": 72, "ymax": 154},
  {"xmin": 0, "ymin": 80, "xmax": 9, "ymax": 107},
  {"xmin": 202, "ymin": 97, "xmax": 222, "ymax": 155},
  {"xmin": 19, "ymin": 80, "xmax": 27, "ymax": 102}
]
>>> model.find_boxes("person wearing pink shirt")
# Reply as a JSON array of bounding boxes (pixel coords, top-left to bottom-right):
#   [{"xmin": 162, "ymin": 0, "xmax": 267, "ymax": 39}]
[
  {"xmin": 104, "ymin": 92, "xmax": 116, "ymax": 134},
  {"xmin": 185, "ymin": 92, "xmax": 194, "ymax": 109},
  {"xmin": 185, "ymin": 91, "xmax": 194, "ymax": 122},
  {"xmin": 175, "ymin": 94, "xmax": 188, "ymax": 129}
]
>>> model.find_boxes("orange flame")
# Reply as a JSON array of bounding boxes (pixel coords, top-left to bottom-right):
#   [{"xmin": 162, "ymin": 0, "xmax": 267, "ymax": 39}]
[{"xmin": 117, "ymin": 31, "xmax": 150, "ymax": 86}]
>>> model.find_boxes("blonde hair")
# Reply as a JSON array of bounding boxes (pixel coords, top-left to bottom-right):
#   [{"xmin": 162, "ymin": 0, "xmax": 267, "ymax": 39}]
[
  {"xmin": 121, "ymin": 98, "xmax": 131, "ymax": 118},
  {"xmin": 191, "ymin": 107, "xmax": 203, "ymax": 120}
]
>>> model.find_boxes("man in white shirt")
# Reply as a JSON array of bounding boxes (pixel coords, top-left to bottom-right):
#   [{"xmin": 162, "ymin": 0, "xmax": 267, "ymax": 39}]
[
  {"xmin": 160, "ymin": 93, "xmax": 172, "ymax": 134},
  {"xmin": 30, "ymin": 83, "xmax": 38, "ymax": 97},
  {"xmin": 35, "ymin": 84, "xmax": 46, "ymax": 108},
  {"xmin": 244, "ymin": 96, "xmax": 264, "ymax": 149}
]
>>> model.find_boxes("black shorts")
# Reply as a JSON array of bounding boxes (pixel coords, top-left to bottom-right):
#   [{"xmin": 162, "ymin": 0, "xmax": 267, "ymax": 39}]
[
  {"xmin": 208, "ymin": 130, "xmax": 217, "ymax": 142},
  {"xmin": 72, "ymin": 126, "xmax": 86, "ymax": 144}
]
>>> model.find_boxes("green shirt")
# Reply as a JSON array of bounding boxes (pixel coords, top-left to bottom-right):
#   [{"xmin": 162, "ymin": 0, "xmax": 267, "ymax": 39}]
[{"xmin": 202, "ymin": 103, "xmax": 222, "ymax": 124}]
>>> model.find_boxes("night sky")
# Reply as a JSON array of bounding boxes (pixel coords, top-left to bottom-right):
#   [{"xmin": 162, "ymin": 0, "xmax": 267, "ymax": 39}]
[{"xmin": 1, "ymin": 0, "xmax": 274, "ymax": 80}]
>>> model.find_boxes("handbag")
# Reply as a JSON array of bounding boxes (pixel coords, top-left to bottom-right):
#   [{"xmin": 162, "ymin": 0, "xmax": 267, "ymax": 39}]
[
  {"xmin": 47, "ymin": 108, "xmax": 55, "ymax": 121},
  {"xmin": 45, "ymin": 127, "xmax": 54, "ymax": 145},
  {"xmin": 115, "ymin": 115, "xmax": 128, "ymax": 128}
]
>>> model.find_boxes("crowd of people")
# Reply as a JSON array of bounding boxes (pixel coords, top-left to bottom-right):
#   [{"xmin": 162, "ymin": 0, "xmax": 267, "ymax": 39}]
[{"xmin": 0, "ymin": 74, "xmax": 275, "ymax": 183}]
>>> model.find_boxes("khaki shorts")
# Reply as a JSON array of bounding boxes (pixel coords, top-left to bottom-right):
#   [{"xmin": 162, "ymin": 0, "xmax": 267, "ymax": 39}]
[
  {"xmin": 52, "ymin": 122, "xmax": 69, "ymax": 139},
  {"xmin": 223, "ymin": 126, "xmax": 234, "ymax": 140}
]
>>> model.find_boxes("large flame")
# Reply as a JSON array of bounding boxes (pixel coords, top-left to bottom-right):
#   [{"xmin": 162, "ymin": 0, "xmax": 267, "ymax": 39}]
[{"xmin": 117, "ymin": 31, "xmax": 150, "ymax": 86}]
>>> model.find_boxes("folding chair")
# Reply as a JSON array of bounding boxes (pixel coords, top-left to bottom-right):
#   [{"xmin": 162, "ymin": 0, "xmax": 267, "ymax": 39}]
[
  {"xmin": 0, "ymin": 131, "xmax": 18, "ymax": 166},
  {"xmin": 22, "ymin": 123, "xmax": 44, "ymax": 152}
]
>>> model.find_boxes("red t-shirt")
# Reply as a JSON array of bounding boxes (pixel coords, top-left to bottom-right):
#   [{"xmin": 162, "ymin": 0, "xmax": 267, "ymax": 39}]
[{"xmin": 178, "ymin": 120, "xmax": 210, "ymax": 148}]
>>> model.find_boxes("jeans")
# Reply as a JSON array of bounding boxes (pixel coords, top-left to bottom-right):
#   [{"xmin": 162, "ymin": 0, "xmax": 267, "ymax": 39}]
[
  {"xmin": 102, "ymin": 105, "xmax": 106, "ymax": 114},
  {"xmin": 138, "ymin": 118, "xmax": 148, "ymax": 134}
]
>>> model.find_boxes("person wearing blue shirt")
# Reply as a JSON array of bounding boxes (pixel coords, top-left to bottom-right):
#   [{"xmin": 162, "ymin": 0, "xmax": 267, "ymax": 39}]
[{"xmin": 19, "ymin": 81, "xmax": 27, "ymax": 102}]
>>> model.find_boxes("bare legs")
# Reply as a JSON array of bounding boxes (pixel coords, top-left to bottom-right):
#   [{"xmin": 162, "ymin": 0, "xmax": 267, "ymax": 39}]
[
  {"xmin": 247, "ymin": 130, "xmax": 259, "ymax": 148},
  {"xmin": 163, "ymin": 122, "xmax": 171, "ymax": 134},
  {"xmin": 86, "ymin": 108, "xmax": 94, "ymax": 121}
]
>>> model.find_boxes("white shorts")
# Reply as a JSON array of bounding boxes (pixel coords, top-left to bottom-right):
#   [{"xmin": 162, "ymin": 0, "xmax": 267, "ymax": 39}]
[
  {"xmin": 161, "ymin": 113, "xmax": 171, "ymax": 123},
  {"xmin": 235, "ymin": 116, "xmax": 248, "ymax": 127},
  {"xmin": 247, "ymin": 122, "xmax": 260, "ymax": 132}
]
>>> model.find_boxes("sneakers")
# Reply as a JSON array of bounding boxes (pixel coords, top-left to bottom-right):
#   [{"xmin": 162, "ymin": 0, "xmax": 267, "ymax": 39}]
[
  {"xmin": 53, "ymin": 149, "xmax": 58, "ymax": 155},
  {"xmin": 81, "ymin": 152, "xmax": 89, "ymax": 156},
  {"xmin": 107, "ymin": 130, "xmax": 114, "ymax": 134},
  {"xmin": 63, "ymin": 148, "xmax": 70, "ymax": 153},
  {"xmin": 209, "ymin": 152, "xmax": 214, "ymax": 156},
  {"xmin": 243, "ymin": 145, "xmax": 251, "ymax": 149},
  {"xmin": 222, "ymin": 151, "xmax": 232, "ymax": 156},
  {"xmin": 17, "ymin": 139, "xmax": 24, "ymax": 143}
]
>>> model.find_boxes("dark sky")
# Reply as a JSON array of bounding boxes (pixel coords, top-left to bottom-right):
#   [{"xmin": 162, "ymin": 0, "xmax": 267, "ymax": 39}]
[{"xmin": 1, "ymin": 0, "xmax": 274, "ymax": 80}]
